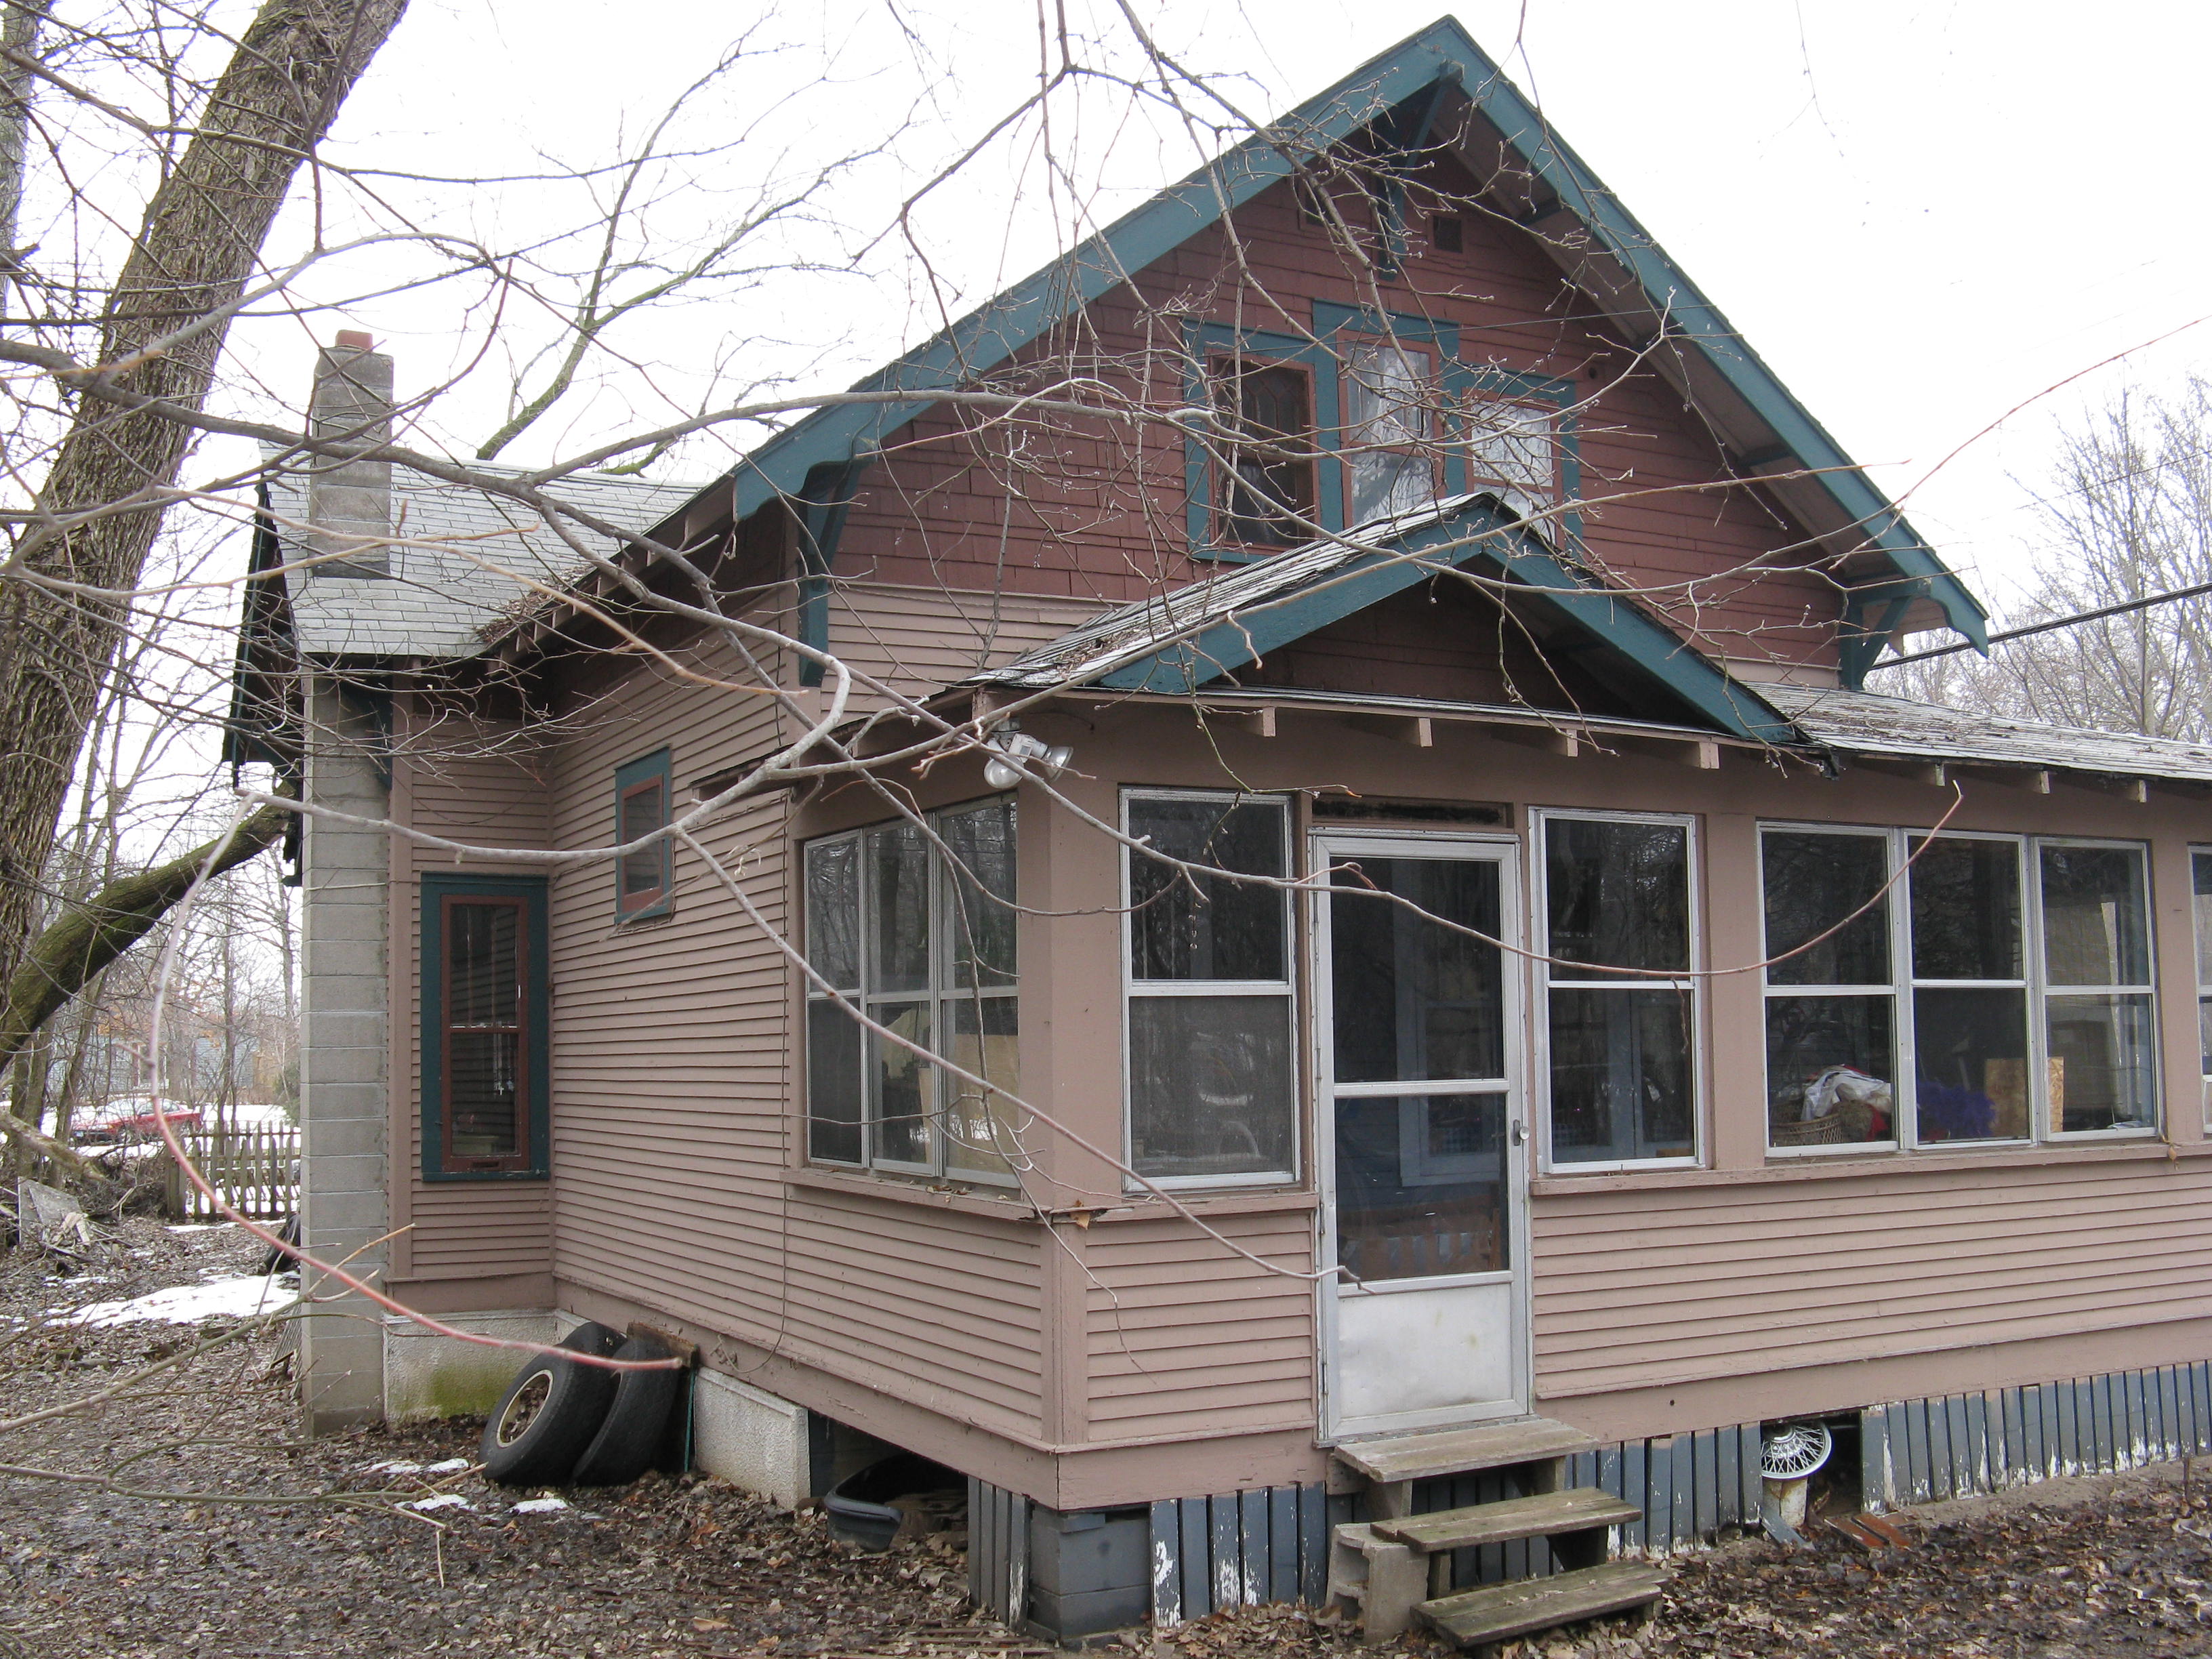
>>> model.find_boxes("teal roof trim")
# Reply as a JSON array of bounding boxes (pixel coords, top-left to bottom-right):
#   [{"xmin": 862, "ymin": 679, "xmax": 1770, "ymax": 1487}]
[
  {"xmin": 1095, "ymin": 498, "xmax": 1799, "ymax": 745},
  {"xmin": 694, "ymin": 17, "xmax": 1984, "ymax": 652}
]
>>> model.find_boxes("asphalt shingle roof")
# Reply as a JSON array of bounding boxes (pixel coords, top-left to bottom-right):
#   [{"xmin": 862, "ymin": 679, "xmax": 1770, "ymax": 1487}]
[{"xmin": 264, "ymin": 455, "xmax": 703, "ymax": 660}]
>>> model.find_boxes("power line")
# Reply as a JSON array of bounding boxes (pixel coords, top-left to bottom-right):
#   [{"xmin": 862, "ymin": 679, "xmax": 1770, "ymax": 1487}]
[{"xmin": 1871, "ymin": 576, "xmax": 2212, "ymax": 670}]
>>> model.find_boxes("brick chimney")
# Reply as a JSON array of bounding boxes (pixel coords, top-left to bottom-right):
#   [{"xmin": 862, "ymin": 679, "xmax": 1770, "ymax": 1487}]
[{"xmin": 306, "ymin": 331, "xmax": 394, "ymax": 578}]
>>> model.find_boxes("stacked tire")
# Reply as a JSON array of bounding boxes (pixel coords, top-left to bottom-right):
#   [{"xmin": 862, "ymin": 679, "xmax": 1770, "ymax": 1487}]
[{"xmin": 480, "ymin": 1322, "xmax": 684, "ymax": 1487}]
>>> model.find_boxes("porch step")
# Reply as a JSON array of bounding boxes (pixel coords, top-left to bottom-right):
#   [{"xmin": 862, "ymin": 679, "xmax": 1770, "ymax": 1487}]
[
  {"xmin": 1334, "ymin": 1417, "xmax": 1597, "ymax": 1486},
  {"xmin": 1373, "ymin": 1487, "xmax": 1642, "ymax": 1554},
  {"xmin": 1417, "ymin": 1561, "xmax": 1671, "ymax": 1650}
]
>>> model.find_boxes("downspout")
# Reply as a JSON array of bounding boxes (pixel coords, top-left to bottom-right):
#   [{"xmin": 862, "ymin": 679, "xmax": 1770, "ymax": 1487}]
[{"xmin": 795, "ymin": 455, "xmax": 868, "ymax": 689}]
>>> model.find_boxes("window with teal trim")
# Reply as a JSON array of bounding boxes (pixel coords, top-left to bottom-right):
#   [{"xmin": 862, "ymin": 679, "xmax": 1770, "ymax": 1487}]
[
  {"xmin": 615, "ymin": 747, "xmax": 672, "ymax": 920},
  {"xmin": 422, "ymin": 873, "xmax": 550, "ymax": 1180}
]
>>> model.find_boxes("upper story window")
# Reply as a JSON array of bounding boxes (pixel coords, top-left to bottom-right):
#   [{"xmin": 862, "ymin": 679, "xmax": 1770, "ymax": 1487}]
[
  {"xmin": 802, "ymin": 799, "xmax": 1020, "ymax": 1183},
  {"xmin": 1761, "ymin": 825, "xmax": 2157, "ymax": 1153},
  {"xmin": 615, "ymin": 747, "xmax": 672, "ymax": 920},
  {"xmin": 1123, "ymin": 790, "xmax": 1296, "ymax": 1187},
  {"xmin": 422, "ymin": 874, "xmax": 550, "ymax": 1181},
  {"xmin": 1342, "ymin": 340, "xmax": 1439, "ymax": 525},
  {"xmin": 1209, "ymin": 358, "xmax": 1317, "ymax": 548},
  {"xmin": 1536, "ymin": 811, "xmax": 1700, "ymax": 1169},
  {"xmin": 1464, "ymin": 396, "xmax": 1557, "ymax": 501}
]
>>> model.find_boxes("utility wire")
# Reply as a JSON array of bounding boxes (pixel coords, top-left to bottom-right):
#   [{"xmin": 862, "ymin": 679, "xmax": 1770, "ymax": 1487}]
[{"xmin": 1871, "ymin": 575, "xmax": 2212, "ymax": 670}]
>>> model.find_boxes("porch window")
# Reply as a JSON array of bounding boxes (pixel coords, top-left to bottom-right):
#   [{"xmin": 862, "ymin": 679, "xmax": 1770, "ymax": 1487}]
[
  {"xmin": 1123, "ymin": 791, "xmax": 1295, "ymax": 1186},
  {"xmin": 1340, "ymin": 340, "xmax": 1438, "ymax": 525},
  {"xmin": 802, "ymin": 799, "xmax": 1021, "ymax": 1182},
  {"xmin": 1760, "ymin": 827, "xmax": 2158, "ymax": 1151},
  {"xmin": 421, "ymin": 874, "xmax": 550, "ymax": 1180},
  {"xmin": 1209, "ymin": 359, "xmax": 1317, "ymax": 548},
  {"xmin": 614, "ymin": 747, "xmax": 672, "ymax": 919},
  {"xmin": 2195, "ymin": 849, "xmax": 2212, "ymax": 1116},
  {"xmin": 1537, "ymin": 812, "xmax": 1698, "ymax": 1167}
]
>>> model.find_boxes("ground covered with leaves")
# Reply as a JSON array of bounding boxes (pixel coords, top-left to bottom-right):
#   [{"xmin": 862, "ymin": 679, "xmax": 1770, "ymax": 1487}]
[{"xmin": 2, "ymin": 1221, "xmax": 2209, "ymax": 1657}]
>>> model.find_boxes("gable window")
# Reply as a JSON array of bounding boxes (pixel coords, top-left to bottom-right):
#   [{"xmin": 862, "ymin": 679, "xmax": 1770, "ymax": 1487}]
[
  {"xmin": 1123, "ymin": 791, "xmax": 1295, "ymax": 1187},
  {"xmin": 1464, "ymin": 396, "xmax": 1557, "ymax": 500},
  {"xmin": 802, "ymin": 799, "xmax": 1020, "ymax": 1183},
  {"xmin": 1209, "ymin": 359, "xmax": 1317, "ymax": 548},
  {"xmin": 1760, "ymin": 827, "xmax": 2158, "ymax": 1152},
  {"xmin": 615, "ymin": 748, "xmax": 672, "ymax": 919},
  {"xmin": 1536, "ymin": 811, "xmax": 1699, "ymax": 1168},
  {"xmin": 422, "ymin": 874, "xmax": 550, "ymax": 1180},
  {"xmin": 1342, "ymin": 340, "xmax": 1439, "ymax": 525}
]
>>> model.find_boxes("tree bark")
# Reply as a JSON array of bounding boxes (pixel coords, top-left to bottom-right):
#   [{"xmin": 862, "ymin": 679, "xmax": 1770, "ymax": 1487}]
[{"xmin": 0, "ymin": 0, "xmax": 406, "ymax": 998}]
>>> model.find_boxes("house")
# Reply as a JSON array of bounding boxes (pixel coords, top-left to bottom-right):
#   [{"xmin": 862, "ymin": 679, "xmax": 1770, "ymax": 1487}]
[{"xmin": 227, "ymin": 16, "xmax": 2212, "ymax": 1643}]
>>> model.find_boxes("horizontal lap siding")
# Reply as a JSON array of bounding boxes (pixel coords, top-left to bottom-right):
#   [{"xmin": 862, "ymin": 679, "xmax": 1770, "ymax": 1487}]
[
  {"xmin": 824, "ymin": 583, "xmax": 1108, "ymax": 704},
  {"xmin": 401, "ymin": 736, "xmax": 555, "ymax": 1279},
  {"xmin": 1084, "ymin": 1212, "xmax": 1317, "ymax": 1440},
  {"xmin": 540, "ymin": 626, "xmax": 1048, "ymax": 1436},
  {"xmin": 1533, "ymin": 1160, "xmax": 2212, "ymax": 1398}
]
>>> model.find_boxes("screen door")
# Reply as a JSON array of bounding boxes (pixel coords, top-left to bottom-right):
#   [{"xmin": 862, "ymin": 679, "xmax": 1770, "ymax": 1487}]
[{"xmin": 1315, "ymin": 834, "xmax": 1529, "ymax": 1439}]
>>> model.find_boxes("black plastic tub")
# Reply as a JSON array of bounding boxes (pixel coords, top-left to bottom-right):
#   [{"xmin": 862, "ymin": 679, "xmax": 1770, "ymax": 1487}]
[{"xmin": 823, "ymin": 1451, "xmax": 964, "ymax": 1552}]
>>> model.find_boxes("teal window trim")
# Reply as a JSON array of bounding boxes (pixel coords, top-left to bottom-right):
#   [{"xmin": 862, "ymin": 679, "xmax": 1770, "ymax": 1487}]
[
  {"xmin": 614, "ymin": 747, "xmax": 674, "ymax": 921},
  {"xmin": 421, "ymin": 873, "xmax": 552, "ymax": 1183},
  {"xmin": 1185, "ymin": 307, "xmax": 1582, "ymax": 560}
]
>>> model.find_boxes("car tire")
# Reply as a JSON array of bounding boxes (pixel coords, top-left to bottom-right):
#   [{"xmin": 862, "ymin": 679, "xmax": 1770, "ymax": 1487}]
[
  {"xmin": 479, "ymin": 1321, "xmax": 623, "ymax": 1486},
  {"xmin": 570, "ymin": 1333, "xmax": 682, "ymax": 1486}
]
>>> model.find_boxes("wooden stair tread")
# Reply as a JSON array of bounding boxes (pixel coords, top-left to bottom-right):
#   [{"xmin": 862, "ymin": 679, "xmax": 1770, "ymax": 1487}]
[
  {"xmin": 1418, "ymin": 1562, "xmax": 1669, "ymax": 1647},
  {"xmin": 1333, "ymin": 1418, "xmax": 1598, "ymax": 1484},
  {"xmin": 1373, "ymin": 1488, "xmax": 1643, "ymax": 1552}
]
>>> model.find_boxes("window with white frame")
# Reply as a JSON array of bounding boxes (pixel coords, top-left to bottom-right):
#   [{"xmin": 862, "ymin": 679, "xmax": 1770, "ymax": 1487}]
[
  {"xmin": 1538, "ymin": 811, "xmax": 1699, "ymax": 1166},
  {"xmin": 803, "ymin": 799, "xmax": 1021, "ymax": 1181},
  {"xmin": 2195, "ymin": 849, "xmax": 2212, "ymax": 1115},
  {"xmin": 1123, "ymin": 791, "xmax": 1296, "ymax": 1186},
  {"xmin": 1759, "ymin": 826, "xmax": 2158, "ymax": 1151}
]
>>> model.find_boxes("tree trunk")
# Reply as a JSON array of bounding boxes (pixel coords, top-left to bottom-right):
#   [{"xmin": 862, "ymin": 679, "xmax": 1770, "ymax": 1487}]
[{"xmin": 0, "ymin": 0, "xmax": 406, "ymax": 998}]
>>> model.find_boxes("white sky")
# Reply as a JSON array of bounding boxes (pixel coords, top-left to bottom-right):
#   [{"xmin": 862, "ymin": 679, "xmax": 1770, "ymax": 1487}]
[{"xmin": 216, "ymin": 0, "xmax": 2212, "ymax": 622}]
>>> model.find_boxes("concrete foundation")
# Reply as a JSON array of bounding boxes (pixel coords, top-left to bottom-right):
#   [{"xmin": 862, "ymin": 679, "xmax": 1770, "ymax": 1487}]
[
  {"xmin": 691, "ymin": 1368, "xmax": 812, "ymax": 1509},
  {"xmin": 383, "ymin": 1309, "xmax": 558, "ymax": 1423}
]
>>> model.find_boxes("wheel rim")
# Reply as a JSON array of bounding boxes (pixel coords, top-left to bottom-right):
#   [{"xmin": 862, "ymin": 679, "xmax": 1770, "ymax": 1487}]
[{"xmin": 495, "ymin": 1370, "xmax": 553, "ymax": 1448}]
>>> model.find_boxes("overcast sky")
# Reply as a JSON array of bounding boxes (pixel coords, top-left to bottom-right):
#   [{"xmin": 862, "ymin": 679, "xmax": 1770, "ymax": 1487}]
[{"xmin": 256, "ymin": 0, "xmax": 2212, "ymax": 620}]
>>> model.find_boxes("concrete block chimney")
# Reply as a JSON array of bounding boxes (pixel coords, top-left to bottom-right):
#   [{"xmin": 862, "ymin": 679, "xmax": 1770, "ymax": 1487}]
[{"xmin": 306, "ymin": 331, "xmax": 394, "ymax": 578}]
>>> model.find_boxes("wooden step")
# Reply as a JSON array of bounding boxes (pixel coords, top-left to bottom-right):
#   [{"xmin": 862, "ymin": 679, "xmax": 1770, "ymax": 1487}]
[
  {"xmin": 1418, "ymin": 1561, "xmax": 1669, "ymax": 1649},
  {"xmin": 1334, "ymin": 1418, "xmax": 1598, "ymax": 1486},
  {"xmin": 1373, "ymin": 1487, "xmax": 1643, "ymax": 1553}
]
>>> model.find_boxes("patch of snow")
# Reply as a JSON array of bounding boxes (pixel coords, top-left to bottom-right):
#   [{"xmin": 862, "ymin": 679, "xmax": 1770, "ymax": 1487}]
[
  {"xmin": 510, "ymin": 1497, "xmax": 569, "ymax": 1514},
  {"xmin": 367, "ymin": 1460, "xmax": 426, "ymax": 1474},
  {"xmin": 62, "ymin": 1277, "xmax": 290, "ymax": 1328},
  {"xmin": 424, "ymin": 1457, "xmax": 470, "ymax": 1473},
  {"xmin": 165, "ymin": 1223, "xmax": 237, "ymax": 1235},
  {"xmin": 401, "ymin": 1494, "xmax": 472, "ymax": 1512}
]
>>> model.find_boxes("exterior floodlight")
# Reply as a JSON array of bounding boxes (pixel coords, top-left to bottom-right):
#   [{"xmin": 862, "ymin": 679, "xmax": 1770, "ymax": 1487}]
[{"xmin": 982, "ymin": 724, "xmax": 1073, "ymax": 791}]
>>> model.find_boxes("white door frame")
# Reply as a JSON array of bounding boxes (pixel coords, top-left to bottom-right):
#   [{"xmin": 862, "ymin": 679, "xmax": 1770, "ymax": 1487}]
[{"xmin": 1311, "ymin": 827, "xmax": 1533, "ymax": 1441}]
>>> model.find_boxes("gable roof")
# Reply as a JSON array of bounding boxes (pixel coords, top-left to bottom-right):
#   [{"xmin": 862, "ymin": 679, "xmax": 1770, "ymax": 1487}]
[
  {"xmin": 652, "ymin": 14, "xmax": 1985, "ymax": 671},
  {"xmin": 257, "ymin": 454, "xmax": 701, "ymax": 660},
  {"xmin": 973, "ymin": 491, "xmax": 1801, "ymax": 745}
]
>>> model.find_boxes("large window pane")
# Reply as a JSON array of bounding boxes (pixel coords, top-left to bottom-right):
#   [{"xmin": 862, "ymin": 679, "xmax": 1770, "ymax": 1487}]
[
  {"xmin": 449, "ymin": 903, "xmax": 519, "ymax": 1027},
  {"xmin": 447, "ymin": 1031, "xmax": 518, "ymax": 1158},
  {"xmin": 942, "ymin": 997, "xmax": 1020, "ymax": 1177},
  {"xmin": 1334, "ymin": 1093, "xmax": 1507, "ymax": 1284},
  {"xmin": 1545, "ymin": 819, "xmax": 1689, "ymax": 975},
  {"xmin": 805, "ymin": 839, "xmax": 860, "ymax": 990},
  {"xmin": 867, "ymin": 825, "xmax": 930, "ymax": 994},
  {"xmin": 806, "ymin": 1000, "xmax": 863, "ymax": 1164},
  {"xmin": 1330, "ymin": 855, "xmax": 1503, "ymax": 1084},
  {"xmin": 1349, "ymin": 451, "xmax": 1435, "ymax": 523},
  {"xmin": 2040, "ymin": 845, "xmax": 2150, "ymax": 987},
  {"xmin": 1546, "ymin": 987, "xmax": 1694, "ymax": 1163},
  {"xmin": 1912, "ymin": 986, "xmax": 2030, "ymax": 1141},
  {"xmin": 1763, "ymin": 832, "xmax": 1890, "ymax": 986},
  {"xmin": 942, "ymin": 800, "xmax": 1018, "ymax": 988},
  {"xmin": 1765, "ymin": 996, "xmax": 1895, "ymax": 1146},
  {"xmin": 2047, "ymin": 994, "xmax": 2157, "ymax": 1132},
  {"xmin": 1128, "ymin": 994, "xmax": 1294, "ymax": 1179},
  {"xmin": 1910, "ymin": 838, "xmax": 2021, "ymax": 981},
  {"xmin": 870, "ymin": 1001, "xmax": 932, "ymax": 1166},
  {"xmin": 1128, "ymin": 798, "xmax": 1286, "ymax": 981},
  {"xmin": 2195, "ymin": 851, "xmax": 2212, "ymax": 1084}
]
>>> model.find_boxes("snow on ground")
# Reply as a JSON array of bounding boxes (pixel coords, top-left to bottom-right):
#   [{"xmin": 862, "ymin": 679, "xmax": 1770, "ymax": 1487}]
[
  {"xmin": 61, "ymin": 1275, "xmax": 291, "ymax": 1328},
  {"xmin": 510, "ymin": 1497, "xmax": 569, "ymax": 1514}
]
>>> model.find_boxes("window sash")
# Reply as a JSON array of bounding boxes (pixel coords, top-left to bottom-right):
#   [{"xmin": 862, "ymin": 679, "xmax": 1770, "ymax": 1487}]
[
  {"xmin": 1122, "ymin": 790, "xmax": 1296, "ymax": 1189},
  {"xmin": 422, "ymin": 876, "xmax": 548, "ymax": 1182},
  {"xmin": 1533, "ymin": 809, "xmax": 1702, "ymax": 1172},
  {"xmin": 613, "ymin": 749, "xmax": 672, "ymax": 919},
  {"xmin": 802, "ymin": 803, "xmax": 1021, "ymax": 1183},
  {"xmin": 1757, "ymin": 823, "xmax": 2160, "ymax": 1153}
]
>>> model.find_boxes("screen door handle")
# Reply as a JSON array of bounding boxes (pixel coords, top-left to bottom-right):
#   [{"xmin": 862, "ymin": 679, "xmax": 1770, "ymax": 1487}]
[{"xmin": 1509, "ymin": 1119, "xmax": 1529, "ymax": 1146}]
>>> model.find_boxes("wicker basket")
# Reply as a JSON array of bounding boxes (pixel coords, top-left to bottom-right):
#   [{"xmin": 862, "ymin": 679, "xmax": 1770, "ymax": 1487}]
[{"xmin": 1769, "ymin": 1111, "xmax": 1848, "ymax": 1147}]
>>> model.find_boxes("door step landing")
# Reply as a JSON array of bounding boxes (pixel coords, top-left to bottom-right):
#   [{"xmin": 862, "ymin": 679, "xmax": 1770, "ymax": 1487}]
[{"xmin": 1420, "ymin": 1561, "xmax": 1671, "ymax": 1652}]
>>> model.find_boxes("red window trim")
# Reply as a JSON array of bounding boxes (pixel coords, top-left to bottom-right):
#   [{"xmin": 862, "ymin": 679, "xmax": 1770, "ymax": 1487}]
[{"xmin": 617, "ymin": 775, "xmax": 669, "ymax": 916}]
